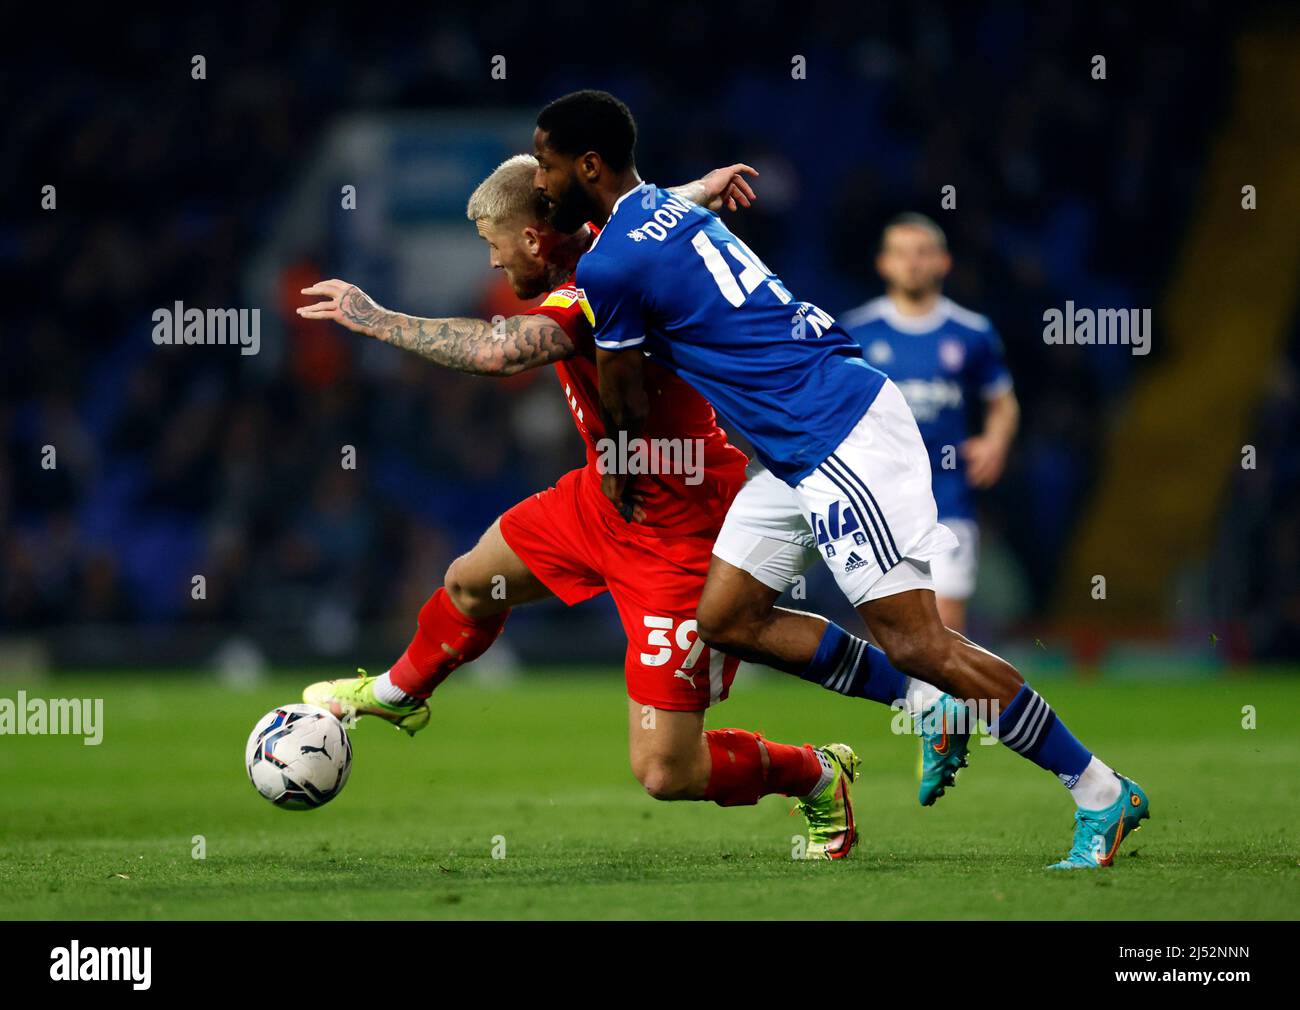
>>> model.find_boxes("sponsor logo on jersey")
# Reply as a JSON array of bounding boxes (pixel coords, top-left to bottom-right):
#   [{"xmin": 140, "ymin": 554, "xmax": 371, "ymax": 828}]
[
  {"xmin": 895, "ymin": 377, "xmax": 963, "ymax": 422},
  {"xmin": 867, "ymin": 339, "xmax": 893, "ymax": 365},
  {"xmin": 572, "ymin": 288, "xmax": 596, "ymax": 325},
  {"xmin": 540, "ymin": 288, "xmax": 581, "ymax": 308}
]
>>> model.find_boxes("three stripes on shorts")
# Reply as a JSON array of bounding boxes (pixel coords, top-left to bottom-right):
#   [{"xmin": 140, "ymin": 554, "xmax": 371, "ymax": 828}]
[{"xmin": 817, "ymin": 452, "xmax": 901, "ymax": 573}]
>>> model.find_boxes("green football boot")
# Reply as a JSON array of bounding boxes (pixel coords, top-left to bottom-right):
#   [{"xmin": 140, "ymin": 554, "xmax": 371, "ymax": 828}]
[
  {"xmin": 794, "ymin": 743, "xmax": 860, "ymax": 860},
  {"xmin": 303, "ymin": 669, "xmax": 430, "ymax": 737},
  {"xmin": 1048, "ymin": 775, "xmax": 1150, "ymax": 869},
  {"xmin": 917, "ymin": 694, "xmax": 971, "ymax": 806}
]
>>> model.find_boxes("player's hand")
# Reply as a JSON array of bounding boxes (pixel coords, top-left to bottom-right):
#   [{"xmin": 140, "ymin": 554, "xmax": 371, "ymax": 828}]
[
  {"xmin": 960, "ymin": 435, "xmax": 1010, "ymax": 488},
  {"xmin": 600, "ymin": 472, "xmax": 646, "ymax": 523},
  {"xmin": 297, "ymin": 279, "xmax": 387, "ymax": 338},
  {"xmin": 698, "ymin": 163, "xmax": 758, "ymax": 213}
]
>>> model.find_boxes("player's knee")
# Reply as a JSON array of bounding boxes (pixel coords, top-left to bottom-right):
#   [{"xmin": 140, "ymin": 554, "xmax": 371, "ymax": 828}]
[
  {"xmin": 696, "ymin": 604, "xmax": 752, "ymax": 655},
  {"xmin": 882, "ymin": 626, "xmax": 953, "ymax": 679},
  {"xmin": 632, "ymin": 756, "xmax": 692, "ymax": 801},
  {"xmin": 443, "ymin": 557, "xmax": 495, "ymax": 618},
  {"xmin": 694, "ymin": 615, "xmax": 728, "ymax": 652}
]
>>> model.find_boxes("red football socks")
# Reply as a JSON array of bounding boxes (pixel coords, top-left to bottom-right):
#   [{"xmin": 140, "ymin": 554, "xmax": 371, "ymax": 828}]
[
  {"xmin": 703, "ymin": 729, "xmax": 823, "ymax": 806},
  {"xmin": 762, "ymin": 738, "xmax": 826, "ymax": 797},
  {"xmin": 388, "ymin": 588, "xmax": 508, "ymax": 698}
]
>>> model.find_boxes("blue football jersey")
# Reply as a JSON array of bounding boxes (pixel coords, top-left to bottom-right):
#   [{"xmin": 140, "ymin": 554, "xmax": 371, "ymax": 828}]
[
  {"xmin": 839, "ymin": 296, "xmax": 1012, "ymax": 520},
  {"xmin": 576, "ymin": 184, "xmax": 885, "ymax": 486}
]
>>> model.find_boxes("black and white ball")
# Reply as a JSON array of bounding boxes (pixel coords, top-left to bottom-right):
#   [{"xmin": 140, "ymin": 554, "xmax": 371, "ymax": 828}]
[{"xmin": 245, "ymin": 704, "xmax": 352, "ymax": 809}]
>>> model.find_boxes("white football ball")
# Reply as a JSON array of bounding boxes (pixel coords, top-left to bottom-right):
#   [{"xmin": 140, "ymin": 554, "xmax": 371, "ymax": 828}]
[{"xmin": 245, "ymin": 704, "xmax": 352, "ymax": 809}]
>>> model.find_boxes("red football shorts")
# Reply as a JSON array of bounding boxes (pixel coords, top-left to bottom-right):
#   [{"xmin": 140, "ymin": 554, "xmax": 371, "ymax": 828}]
[{"xmin": 498, "ymin": 468, "xmax": 740, "ymax": 712}]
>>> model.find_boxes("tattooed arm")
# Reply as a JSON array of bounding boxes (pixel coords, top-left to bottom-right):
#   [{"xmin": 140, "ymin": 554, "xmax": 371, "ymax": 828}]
[
  {"xmin": 668, "ymin": 163, "xmax": 759, "ymax": 213},
  {"xmin": 297, "ymin": 279, "xmax": 575, "ymax": 377}
]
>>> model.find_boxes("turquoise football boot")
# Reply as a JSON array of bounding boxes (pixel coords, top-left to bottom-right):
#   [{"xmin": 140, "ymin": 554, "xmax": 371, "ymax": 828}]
[
  {"xmin": 917, "ymin": 694, "xmax": 971, "ymax": 806},
  {"xmin": 1049, "ymin": 775, "xmax": 1150, "ymax": 869}
]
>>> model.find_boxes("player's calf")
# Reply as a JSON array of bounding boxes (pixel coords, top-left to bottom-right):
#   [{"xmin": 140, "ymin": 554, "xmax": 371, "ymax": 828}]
[
  {"xmin": 699, "ymin": 557, "xmax": 945, "ymax": 716},
  {"xmin": 626, "ymin": 704, "xmax": 855, "ymax": 855},
  {"xmin": 863, "ymin": 588, "xmax": 1149, "ymax": 859},
  {"xmin": 700, "ymin": 556, "xmax": 970, "ymax": 806},
  {"xmin": 383, "ymin": 585, "xmax": 509, "ymax": 701},
  {"xmin": 627, "ymin": 703, "xmax": 713, "ymax": 800},
  {"xmin": 702, "ymin": 728, "xmax": 857, "ymax": 858},
  {"xmin": 371, "ymin": 520, "xmax": 552, "ymax": 706},
  {"xmin": 302, "ymin": 559, "xmax": 520, "ymax": 733}
]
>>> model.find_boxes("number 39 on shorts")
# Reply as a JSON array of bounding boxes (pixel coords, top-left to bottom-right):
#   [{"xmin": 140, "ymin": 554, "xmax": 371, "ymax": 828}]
[{"xmin": 640, "ymin": 616, "xmax": 705, "ymax": 670}]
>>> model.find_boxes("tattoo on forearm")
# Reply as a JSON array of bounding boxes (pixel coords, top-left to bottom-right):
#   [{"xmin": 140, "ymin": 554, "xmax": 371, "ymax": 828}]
[
  {"xmin": 668, "ymin": 180, "xmax": 706, "ymax": 206},
  {"xmin": 340, "ymin": 286, "xmax": 574, "ymax": 376}
]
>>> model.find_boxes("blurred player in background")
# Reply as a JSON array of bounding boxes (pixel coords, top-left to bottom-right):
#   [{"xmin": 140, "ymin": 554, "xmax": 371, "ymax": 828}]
[
  {"xmin": 295, "ymin": 156, "xmax": 864, "ymax": 858},
  {"xmin": 840, "ymin": 214, "xmax": 1019, "ymax": 633}
]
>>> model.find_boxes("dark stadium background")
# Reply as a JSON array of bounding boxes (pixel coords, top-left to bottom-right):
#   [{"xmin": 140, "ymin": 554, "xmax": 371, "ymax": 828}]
[{"xmin": 3, "ymin": 1, "xmax": 1297, "ymax": 681}]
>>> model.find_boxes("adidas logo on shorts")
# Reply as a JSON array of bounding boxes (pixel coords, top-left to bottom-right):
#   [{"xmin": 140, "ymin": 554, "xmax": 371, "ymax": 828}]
[{"xmin": 843, "ymin": 551, "xmax": 869, "ymax": 573}]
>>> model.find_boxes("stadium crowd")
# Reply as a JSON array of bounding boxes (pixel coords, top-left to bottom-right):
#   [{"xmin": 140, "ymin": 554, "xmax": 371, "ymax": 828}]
[{"xmin": 5, "ymin": 3, "xmax": 1293, "ymax": 662}]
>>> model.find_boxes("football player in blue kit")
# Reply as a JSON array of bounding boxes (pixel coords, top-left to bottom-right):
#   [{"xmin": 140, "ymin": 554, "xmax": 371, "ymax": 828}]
[
  {"xmin": 532, "ymin": 90, "xmax": 1148, "ymax": 868},
  {"xmin": 840, "ymin": 214, "xmax": 1020, "ymax": 634}
]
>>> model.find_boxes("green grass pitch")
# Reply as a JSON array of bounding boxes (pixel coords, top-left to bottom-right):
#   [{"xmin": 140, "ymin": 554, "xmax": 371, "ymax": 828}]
[{"xmin": 1, "ymin": 669, "xmax": 1296, "ymax": 919}]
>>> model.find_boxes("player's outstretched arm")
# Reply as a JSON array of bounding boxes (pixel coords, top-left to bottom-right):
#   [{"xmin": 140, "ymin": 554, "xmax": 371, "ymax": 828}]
[
  {"xmin": 669, "ymin": 163, "xmax": 758, "ymax": 213},
  {"xmin": 297, "ymin": 279, "xmax": 575, "ymax": 377}
]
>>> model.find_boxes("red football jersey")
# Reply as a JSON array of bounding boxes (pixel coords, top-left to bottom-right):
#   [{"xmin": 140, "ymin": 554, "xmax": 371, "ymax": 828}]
[{"xmin": 525, "ymin": 276, "xmax": 747, "ymax": 537}]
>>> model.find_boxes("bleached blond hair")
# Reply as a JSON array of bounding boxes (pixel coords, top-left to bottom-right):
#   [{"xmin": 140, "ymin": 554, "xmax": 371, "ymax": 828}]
[{"xmin": 465, "ymin": 154, "xmax": 547, "ymax": 226}]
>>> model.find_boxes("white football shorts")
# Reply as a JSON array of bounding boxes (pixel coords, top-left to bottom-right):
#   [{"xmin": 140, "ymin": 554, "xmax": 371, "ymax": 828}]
[{"xmin": 713, "ymin": 379, "xmax": 958, "ymax": 606}]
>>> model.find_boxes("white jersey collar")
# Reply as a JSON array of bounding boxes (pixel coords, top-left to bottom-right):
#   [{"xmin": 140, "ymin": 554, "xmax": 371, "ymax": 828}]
[
  {"xmin": 610, "ymin": 181, "xmax": 652, "ymax": 218},
  {"xmin": 882, "ymin": 296, "xmax": 952, "ymax": 334}
]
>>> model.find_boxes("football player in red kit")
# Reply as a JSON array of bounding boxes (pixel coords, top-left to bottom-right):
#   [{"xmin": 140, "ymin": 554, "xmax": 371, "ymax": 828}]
[{"xmin": 295, "ymin": 155, "xmax": 859, "ymax": 858}]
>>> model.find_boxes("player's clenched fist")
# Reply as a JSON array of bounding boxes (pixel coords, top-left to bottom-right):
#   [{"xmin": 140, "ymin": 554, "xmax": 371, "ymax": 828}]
[{"xmin": 298, "ymin": 279, "xmax": 387, "ymax": 338}]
